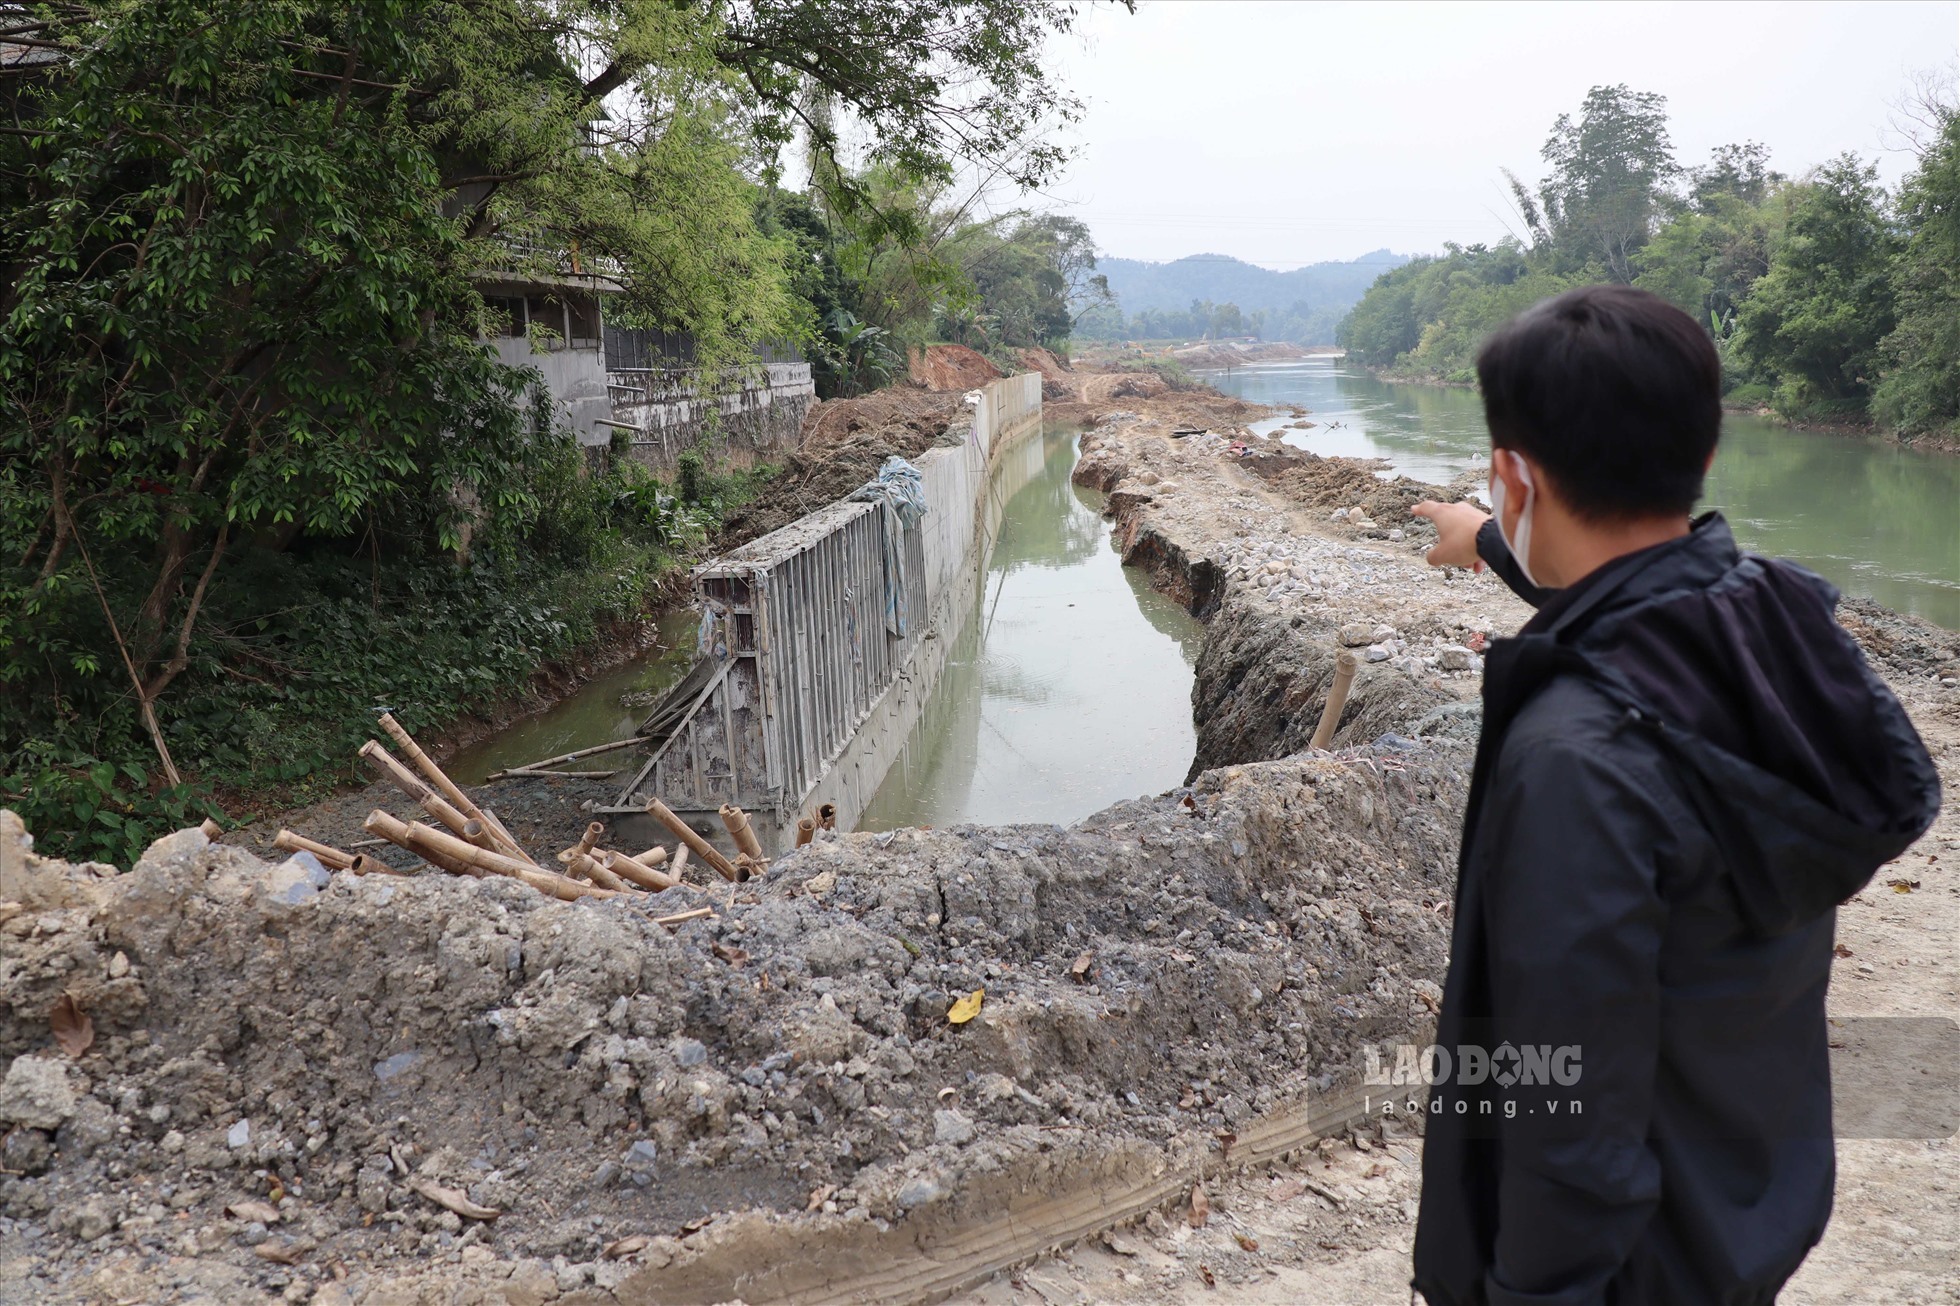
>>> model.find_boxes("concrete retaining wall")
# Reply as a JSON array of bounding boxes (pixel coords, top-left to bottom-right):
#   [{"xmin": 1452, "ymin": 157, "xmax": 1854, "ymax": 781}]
[
  {"xmin": 609, "ymin": 363, "xmax": 816, "ymax": 469},
  {"xmin": 606, "ymin": 374, "xmax": 1045, "ymax": 851}
]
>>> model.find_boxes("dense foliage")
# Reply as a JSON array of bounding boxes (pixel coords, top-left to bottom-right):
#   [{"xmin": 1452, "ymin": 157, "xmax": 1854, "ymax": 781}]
[
  {"xmin": 0, "ymin": 0, "xmax": 1102, "ymax": 860},
  {"xmin": 1338, "ymin": 82, "xmax": 1960, "ymax": 440}
]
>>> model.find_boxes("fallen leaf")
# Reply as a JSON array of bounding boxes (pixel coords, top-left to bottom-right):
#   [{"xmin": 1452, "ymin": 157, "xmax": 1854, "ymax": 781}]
[
  {"xmin": 49, "ymin": 993, "xmax": 92, "ymax": 1058},
  {"xmin": 1188, "ymin": 1181, "xmax": 1210, "ymax": 1228},
  {"xmin": 1198, "ymin": 1263, "xmax": 1217, "ymax": 1288},
  {"xmin": 1269, "ymin": 1178, "xmax": 1304, "ymax": 1202},
  {"xmin": 405, "ymin": 1175, "xmax": 499, "ymax": 1221},
  {"xmin": 1234, "ymin": 1233, "xmax": 1260, "ymax": 1252},
  {"xmin": 679, "ymin": 1214, "xmax": 713, "ymax": 1236},
  {"xmin": 224, "ymin": 1200, "xmax": 281, "ymax": 1224},
  {"xmin": 603, "ymin": 1234, "xmax": 651, "ymax": 1259},
  {"xmin": 1069, "ymin": 951, "xmax": 1095, "ymax": 982},
  {"xmin": 1216, "ymin": 1131, "xmax": 1237, "ymax": 1161},
  {"xmin": 946, "ymin": 988, "xmax": 984, "ymax": 1025},
  {"xmin": 1888, "ymin": 878, "xmax": 1920, "ymax": 893},
  {"xmin": 805, "ymin": 1184, "xmax": 836, "ymax": 1212},
  {"xmin": 1833, "ymin": 944, "xmax": 1854, "ymax": 959},
  {"xmin": 805, "ymin": 869, "xmax": 837, "ymax": 896},
  {"xmin": 711, "ymin": 941, "xmax": 750, "ymax": 966},
  {"xmin": 254, "ymin": 1240, "xmax": 302, "ymax": 1265}
]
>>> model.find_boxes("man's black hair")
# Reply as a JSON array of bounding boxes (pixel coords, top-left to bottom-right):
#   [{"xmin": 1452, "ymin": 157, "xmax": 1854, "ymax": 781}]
[{"xmin": 1476, "ymin": 284, "xmax": 1721, "ymax": 520}]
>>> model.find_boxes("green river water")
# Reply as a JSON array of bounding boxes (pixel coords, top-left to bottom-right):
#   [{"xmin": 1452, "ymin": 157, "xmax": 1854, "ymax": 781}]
[{"xmin": 1216, "ymin": 357, "xmax": 1960, "ymax": 632}]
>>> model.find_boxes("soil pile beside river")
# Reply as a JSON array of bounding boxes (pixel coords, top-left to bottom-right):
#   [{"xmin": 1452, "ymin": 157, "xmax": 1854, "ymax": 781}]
[
  {"xmin": 0, "ymin": 731, "xmax": 1466, "ymax": 1304},
  {"xmin": 715, "ymin": 391, "xmax": 966, "ymax": 550}
]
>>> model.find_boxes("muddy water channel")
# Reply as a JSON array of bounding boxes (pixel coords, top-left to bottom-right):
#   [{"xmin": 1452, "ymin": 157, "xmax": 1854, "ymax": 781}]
[
  {"xmin": 1215, "ymin": 358, "xmax": 1960, "ymax": 631},
  {"xmin": 453, "ymin": 422, "xmax": 1202, "ymax": 826},
  {"xmin": 445, "ymin": 608, "xmax": 698, "ymax": 785},
  {"xmin": 859, "ymin": 422, "xmax": 1202, "ymax": 828}
]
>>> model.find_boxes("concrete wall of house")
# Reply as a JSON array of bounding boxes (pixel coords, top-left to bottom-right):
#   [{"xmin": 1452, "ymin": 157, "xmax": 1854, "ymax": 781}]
[
  {"xmin": 608, "ymin": 363, "xmax": 817, "ymax": 470},
  {"xmin": 486, "ymin": 336, "xmax": 613, "ymax": 443}
]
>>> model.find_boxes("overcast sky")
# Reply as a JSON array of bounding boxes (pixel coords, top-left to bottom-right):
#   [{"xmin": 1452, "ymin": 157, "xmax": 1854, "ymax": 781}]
[{"xmin": 1040, "ymin": 1, "xmax": 1958, "ymax": 268}]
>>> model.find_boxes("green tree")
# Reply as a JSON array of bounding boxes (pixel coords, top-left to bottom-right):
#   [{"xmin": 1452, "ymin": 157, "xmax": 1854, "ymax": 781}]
[
  {"xmin": 1508, "ymin": 84, "xmax": 1677, "ymax": 282},
  {"xmin": 1734, "ymin": 155, "xmax": 1899, "ymax": 413},
  {"xmin": 1632, "ymin": 145, "xmax": 1784, "ymax": 353},
  {"xmin": 1873, "ymin": 103, "xmax": 1960, "ymax": 437}
]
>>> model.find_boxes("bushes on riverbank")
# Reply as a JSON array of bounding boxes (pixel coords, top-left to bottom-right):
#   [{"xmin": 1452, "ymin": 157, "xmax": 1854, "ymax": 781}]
[
  {"xmin": 0, "ymin": 444, "xmax": 771, "ymax": 867},
  {"xmin": 1339, "ymin": 84, "xmax": 1960, "ymax": 444}
]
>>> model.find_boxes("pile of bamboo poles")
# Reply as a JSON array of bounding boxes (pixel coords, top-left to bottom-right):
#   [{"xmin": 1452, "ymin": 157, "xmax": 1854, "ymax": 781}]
[{"xmin": 266, "ymin": 712, "xmax": 768, "ymax": 924}]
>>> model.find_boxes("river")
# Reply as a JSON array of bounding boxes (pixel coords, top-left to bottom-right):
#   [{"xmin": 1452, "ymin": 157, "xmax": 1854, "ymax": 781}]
[
  {"xmin": 857, "ymin": 421, "xmax": 1202, "ymax": 829},
  {"xmin": 1212, "ymin": 357, "xmax": 1960, "ymax": 632}
]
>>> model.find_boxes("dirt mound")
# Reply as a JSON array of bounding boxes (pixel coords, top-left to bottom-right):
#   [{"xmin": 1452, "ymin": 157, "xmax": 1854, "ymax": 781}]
[
  {"xmin": 1014, "ymin": 347, "xmax": 1070, "ymax": 381},
  {"xmin": 1240, "ymin": 444, "xmax": 1468, "ymax": 526},
  {"xmin": 907, "ymin": 344, "xmax": 1001, "ymax": 392},
  {"xmin": 719, "ymin": 392, "xmax": 965, "ymax": 549},
  {"xmin": 0, "ymin": 736, "xmax": 1463, "ymax": 1302}
]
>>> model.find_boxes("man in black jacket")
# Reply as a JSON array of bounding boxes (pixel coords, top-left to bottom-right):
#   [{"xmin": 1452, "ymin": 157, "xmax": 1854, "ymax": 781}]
[{"xmin": 1406, "ymin": 285, "xmax": 1940, "ymax": 1305}]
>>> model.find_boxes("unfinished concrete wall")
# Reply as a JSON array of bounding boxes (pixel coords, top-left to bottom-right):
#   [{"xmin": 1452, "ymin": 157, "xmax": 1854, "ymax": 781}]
[
  {"xmin": 607, "ymin": 374, "xmax": 1045, "ymax": 850},
  {"xmin": 609, "ymin": 363, "xmax": 817, "ymax": 470}
]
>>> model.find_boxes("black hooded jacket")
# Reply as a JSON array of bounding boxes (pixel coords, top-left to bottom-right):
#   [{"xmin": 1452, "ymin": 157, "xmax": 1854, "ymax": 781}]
[{"xmin": 1411, "ymin": 514, "xmax": 1940, "ymax": 1306}]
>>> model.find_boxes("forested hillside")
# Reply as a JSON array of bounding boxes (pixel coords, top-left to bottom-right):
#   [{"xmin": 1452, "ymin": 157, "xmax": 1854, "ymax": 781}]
[
  {"xmin": 1077, "ymin": 250, "xmax": 1408, "ymax": 343},
  {"xmin": 1338, "ymin": 83, "xmax": 1960, "ymax": 443}
]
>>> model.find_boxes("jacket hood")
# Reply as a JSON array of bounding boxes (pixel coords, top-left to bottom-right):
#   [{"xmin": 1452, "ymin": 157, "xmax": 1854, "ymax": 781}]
[{"xmin": 1540, "ymin": 515, "xmax": 1941, "ymax": 935}]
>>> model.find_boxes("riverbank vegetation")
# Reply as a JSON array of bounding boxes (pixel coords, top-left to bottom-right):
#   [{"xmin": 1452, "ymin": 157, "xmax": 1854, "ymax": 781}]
[
  {"xmin": 0, "ymin": 0, "xmax": 1111, "ymax": 861},
  {"xmin": 1339, "ymin": 82, "xmax": 1960, "ymax": 443}
]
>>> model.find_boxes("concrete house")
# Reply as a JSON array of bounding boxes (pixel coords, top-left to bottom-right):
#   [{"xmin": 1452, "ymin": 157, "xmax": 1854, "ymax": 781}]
[{"xmin": 475, "ymin": 270, "xmax": 619, "ymax": 444}]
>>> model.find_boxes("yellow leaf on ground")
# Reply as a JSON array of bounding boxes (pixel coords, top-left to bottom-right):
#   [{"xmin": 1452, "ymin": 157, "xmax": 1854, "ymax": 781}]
[{"xmin": 946, "ymin": 989, "xmax": 984, "ymax": 1025}]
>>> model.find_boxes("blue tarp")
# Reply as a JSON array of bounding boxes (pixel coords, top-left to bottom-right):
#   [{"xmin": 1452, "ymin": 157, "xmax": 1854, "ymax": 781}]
[{"xmin": 848, "ymin": 455, "xmax": 929, "ymax": 636}]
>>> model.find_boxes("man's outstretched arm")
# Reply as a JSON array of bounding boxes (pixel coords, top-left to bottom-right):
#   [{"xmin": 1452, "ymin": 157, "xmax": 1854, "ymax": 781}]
[{"xmin": 1409, "ymin": 499, "xmax": 1551, "ymax": 607}]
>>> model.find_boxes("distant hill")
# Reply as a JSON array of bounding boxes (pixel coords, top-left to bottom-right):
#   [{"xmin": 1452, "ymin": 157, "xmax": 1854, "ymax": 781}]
[
  {"xmin": 1098, "ymin": 249, "xmax": 1409, "ymax": 313},
  {"xmin": 1086, "ymin": 249, "xmax": 1411, "ymax": 344}
]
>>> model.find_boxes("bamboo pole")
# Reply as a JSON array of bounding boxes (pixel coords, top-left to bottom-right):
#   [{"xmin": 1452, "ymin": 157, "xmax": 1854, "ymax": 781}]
[
  {"xmin": 199, "ymin": 818, "xmax": 223, "ymax": 839},
  {"xmin": 566, "ymin": 851, "xmax": 631, "ymax": 893},
  {"xmin": 654, "ymin": 907, "xmax": 714, "ymax": 927},
  {"xmin": 669, "ymin": 843, "xmax": 690, "ymax": 879},
  {"xmin": 557, "ymin": 822, "xmax": 604, "ymax": 868},
  {"xmin": 359, "ymin": 741, "xmax": 491, "ymax": 848},
  {"xmin": 720, "ymin": 804, "xmax": 764, "ymax": 860},
  {"xmin": 605, "ymin": 849, "xmax": 678, "ymax": 892},
  {"xmin": 346, "ymin": 853, "xmax": 407, "ymax": 877},
  {"xmin": 795, "ymin": 818, "xmax": 816, "ymax": 848},
  {"xmin": 645, "ymin": 799, "xmax": 739, "ymax": 881},
  {"xmin": 492, "ymin": 768, "xmax": 619, "ymax": 780},
  {"xmin": 273, "ymin": 829, "xmax": 356, "ymax": 871},
  {"xmin": 375, "ymin": 713, "xmax": 535, "ymax": 864},
  {"xmin": 477, "ymin": 807, "xmax": 533, "ymax": 865},
  {"xmin": 363, "ymin": 810, "xmax": 609, "ymax": 902},
  {"xmin": 484, "ymin": 735, "xmax": 652, "ymax": 780},
  {"xmin": 1310, "ymin": 650, "xmax": 1360, "ymax": 752},
  {"xmin": 631, "ymin": 846, "xmax": 670, "ymax": 870}
]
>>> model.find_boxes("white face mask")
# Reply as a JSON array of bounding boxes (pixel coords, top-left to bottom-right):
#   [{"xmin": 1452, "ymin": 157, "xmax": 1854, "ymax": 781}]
[{"xmin": 1490, "ymin": 450, "xmax": 1541, "ymax": 588}]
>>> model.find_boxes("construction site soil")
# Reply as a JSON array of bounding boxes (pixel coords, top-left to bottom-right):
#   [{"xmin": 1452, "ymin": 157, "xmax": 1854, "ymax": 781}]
[{"xmin": 4, "ymin": 374, "xmax": 1957, "ymax": 1305}]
